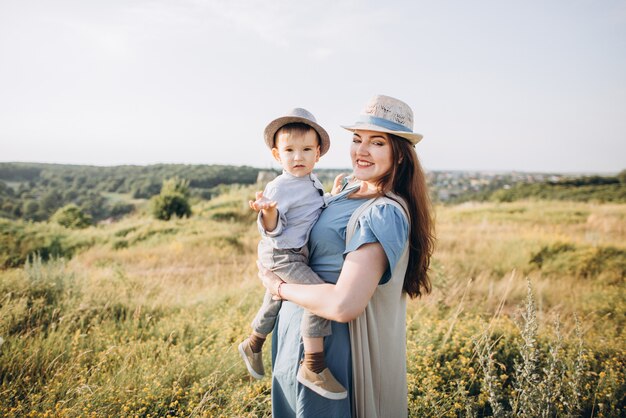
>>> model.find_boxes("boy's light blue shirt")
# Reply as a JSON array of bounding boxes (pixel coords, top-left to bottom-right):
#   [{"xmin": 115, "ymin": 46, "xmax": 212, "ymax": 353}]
[{"xmin": 258, "ymin": 170, "xmax": 326, "ymax": 249}]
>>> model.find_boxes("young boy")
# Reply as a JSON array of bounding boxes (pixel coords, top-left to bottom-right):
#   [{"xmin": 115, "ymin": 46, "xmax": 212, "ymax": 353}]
[{"xmin": 238, "ymin": 108, "xmax": 347, "ymax": 400}]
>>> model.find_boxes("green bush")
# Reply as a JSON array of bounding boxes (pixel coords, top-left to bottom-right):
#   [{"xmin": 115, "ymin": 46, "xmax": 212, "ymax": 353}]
[
  {"xmin": 150, "ymin": 178, "xmax": 192, "ymax": 221},
  {"xmin": 529, "ymin": 242, "xmax": 576, "ymax": 268},
  {"xmin": 109, "ymin": 202, "xmax": 135, "ymax": 219},
  {"xmin": 51, "ymin": 204, "xmax": 92, "ymax": 229},
  {"xmin": 0, "ymin": 220, "xmax": 91, "ymax": 268},
  {"xmin": 530, "ymin": 242, "xmax": 626, "ymax": 282},
  {"xmin": 1, "ymin": 255, "xmax": 75, "ymax": 336},
  {"xmin": 1, "ymin": 221, "xmax": 61, "ymax": 268}
]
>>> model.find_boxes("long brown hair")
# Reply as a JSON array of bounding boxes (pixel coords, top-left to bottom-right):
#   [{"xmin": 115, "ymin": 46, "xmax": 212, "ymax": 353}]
[{"xmin": 377, "ymin": 134, "xmax": 435, "ymax": 298}]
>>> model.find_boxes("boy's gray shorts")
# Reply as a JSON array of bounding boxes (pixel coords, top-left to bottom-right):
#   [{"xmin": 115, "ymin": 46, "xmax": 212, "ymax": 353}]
[{"xmin": 251, "ymin": 239, "xmax": 331, "ymax": 338}]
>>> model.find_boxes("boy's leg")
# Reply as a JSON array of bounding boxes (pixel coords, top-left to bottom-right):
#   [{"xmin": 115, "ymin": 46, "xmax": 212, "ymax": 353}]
[
  {"xmin": 271, "ymin": 247, "xmax": 346, "ymax": 399},
  {"xmin": 249, "ymin": 240, "xmax": 284, "ymax": 340},
  {"xmin": 250, "ymin": 289, "xmax": 282, "ymax": 337},
  {"xmin": 241, "ymin": 289, "xmax": 277, "ymax": 380},
  {"xmin": 269, "ymin": 246, "xmax": 331, "ymax": 338},
  {"xmin": 302, "ymin": 337, "xmax": 325, "ymax": 374},
  {"xmin": 239, "ymin": 242, "xmax": 281, "ymax": 380},
  {"xmin": 241, "ymin": 290, "xmax": 278, "ymax": 379}
]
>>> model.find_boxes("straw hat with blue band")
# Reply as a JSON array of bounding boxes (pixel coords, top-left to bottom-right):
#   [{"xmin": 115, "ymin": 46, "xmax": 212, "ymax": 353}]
[{"xmin": 341, "ymin": 95, "xmax": 423, "ymax": 145}]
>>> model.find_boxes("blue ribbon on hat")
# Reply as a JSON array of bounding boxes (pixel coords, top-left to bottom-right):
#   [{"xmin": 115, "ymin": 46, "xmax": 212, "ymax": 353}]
[{"xmin": 356, "ymin": 115, "xmax": 412, "ymax": 133}]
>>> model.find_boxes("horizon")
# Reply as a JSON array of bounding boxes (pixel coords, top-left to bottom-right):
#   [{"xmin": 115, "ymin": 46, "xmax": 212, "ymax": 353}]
[
  {"xmin": 1, "ymin": 1, "xmax": 625, "ymax": 173},
  {"xmin": 0, "ymin": 159, "xmax": 621, "ymax": 176}
]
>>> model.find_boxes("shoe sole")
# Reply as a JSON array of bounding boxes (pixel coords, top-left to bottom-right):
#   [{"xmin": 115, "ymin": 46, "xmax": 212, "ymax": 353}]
[
  {"xmin": 296, "ymin": 373, "xmax": 348, "ymax": 400},
  {"xmin": 238, "ymin": 342, "xmax": 264, "ymax": 380}
]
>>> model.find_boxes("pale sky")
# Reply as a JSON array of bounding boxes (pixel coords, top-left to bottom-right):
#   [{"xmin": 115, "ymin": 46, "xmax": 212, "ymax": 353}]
[{"xmin": 1, "ymin": 0, "xmax": 625, "ymax": 173}]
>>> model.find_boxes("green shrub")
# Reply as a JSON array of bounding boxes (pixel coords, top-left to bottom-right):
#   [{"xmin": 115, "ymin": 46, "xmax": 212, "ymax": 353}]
[
  {"xmin": 150, "ymin": 178, "xmax": 192, "ymax": 221},
  {"xmin": 112, "ymin": 239, "xmax": 129, "ymax": 250},
  {"xmin": 0, "ymin": 220, "xmax": 79, "ymax": 268},
  {"xmin": 530, "ymin": 242, "xmax": 626, "ymax": 282},
  {"xmin": 210, "ymin": 210, "xmax": 255, "ymax": 223},
  {"xmin": 0, "ymin": 255, "xmax": 75, "ymax": 337},
  {"xmin": 529, "ymin": 242, "xmax": 576, "ymax": 268},
  {"xmin": 109, "ymin": 202, "xmax": 135, "ymax": 219},
  {"xmin": 51, "ymin": 204, "xmax": 92, "ymax": 229}
]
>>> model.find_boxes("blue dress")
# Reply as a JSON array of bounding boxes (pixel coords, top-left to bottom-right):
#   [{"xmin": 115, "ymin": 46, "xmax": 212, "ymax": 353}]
[{"xmin": 271, "ymin": 191, "xmax": 409, "ymax": 418}]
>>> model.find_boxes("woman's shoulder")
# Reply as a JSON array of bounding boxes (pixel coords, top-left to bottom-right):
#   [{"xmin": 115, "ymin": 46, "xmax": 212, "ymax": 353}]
[
  {"xmin": 375, "ymin": 193, "xmax": 408, "ymax": 216},
  {"xmin": 356, "ymin": 198, "xmax": 409, "ymax": 242},
  {"xmin": 364, "ymin": 196, "xmax": 408, "ymax": 224},
  {"xmin": 345, "ymin": 197, "xmax": 409, "ymax": 279}
]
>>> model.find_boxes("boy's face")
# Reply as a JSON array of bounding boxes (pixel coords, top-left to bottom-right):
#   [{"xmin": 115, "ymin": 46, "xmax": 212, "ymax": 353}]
[{"xmin": 272, "ymin": 129, "xmax": 320, "ymax": 177}]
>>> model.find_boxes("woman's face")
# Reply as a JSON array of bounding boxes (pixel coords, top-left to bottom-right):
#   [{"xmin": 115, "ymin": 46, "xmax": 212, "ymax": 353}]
[{"xmin": 350, "ymin": 130, "xmax": 394, "ymax": 185}]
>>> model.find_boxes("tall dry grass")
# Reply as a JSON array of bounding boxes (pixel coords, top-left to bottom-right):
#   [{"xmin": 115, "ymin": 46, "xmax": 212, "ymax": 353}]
[{"xmin": 0, "ymin": 191, "xmax": 624, "ymax": 417}]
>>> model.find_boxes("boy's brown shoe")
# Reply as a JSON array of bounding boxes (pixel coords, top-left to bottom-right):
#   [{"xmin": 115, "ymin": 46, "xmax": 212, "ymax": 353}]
[
  {"xmin": 238, "ymin": 339, "xmax": 264, "ymax": 380},
  {"xmin": 296, "ymin": 363, "xmax": 347, "ymax": 400}
]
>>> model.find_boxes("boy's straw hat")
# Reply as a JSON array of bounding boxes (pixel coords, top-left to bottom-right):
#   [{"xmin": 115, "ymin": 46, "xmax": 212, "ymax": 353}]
[
  {"xmin": 341, "ymin": 95, "xmax": 423, "ymax": 144},
  {"xmin": 264, "ymin": 108, "xmax": 331, "ymax": 156}
]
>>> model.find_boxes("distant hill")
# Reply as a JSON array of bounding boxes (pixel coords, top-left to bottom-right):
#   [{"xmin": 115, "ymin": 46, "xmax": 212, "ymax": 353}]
[
  {"xmin": 0, "ymin": 162, "xmax": 349, "ymax": 223},
  {"xmin": 0, "ymin": 162, "xmax": 262, "ymax": 222},
  {"xmin": 1, "ymin": 162, "xmax": 624, "ymax": 224},
  {"xmin": 433, "ymin": 170, "xmax": 626, "ymax": 204},
  {"xmin": 488, "ymin": 173, "xmax": 626, "ymax": 203}
]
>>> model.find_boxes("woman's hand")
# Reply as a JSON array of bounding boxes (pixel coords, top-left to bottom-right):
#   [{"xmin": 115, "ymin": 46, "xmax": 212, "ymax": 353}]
[{"xmin": 257, "ymin": 261, "xmax": 285, "ymax": 300}]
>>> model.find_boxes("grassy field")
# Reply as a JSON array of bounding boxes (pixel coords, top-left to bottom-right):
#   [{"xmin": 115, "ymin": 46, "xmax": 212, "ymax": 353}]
[{"xmin": 0, "ymin": 186, "xmax": 624, "ymax": 417}]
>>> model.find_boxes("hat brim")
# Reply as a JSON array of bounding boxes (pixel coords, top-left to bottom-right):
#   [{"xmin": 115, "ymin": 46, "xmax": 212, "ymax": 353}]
[
  {"xmin": 264, "ymin": 116, "xmax": 330, "ymax": 156},
  {"xmin": 341, "ymin": 123, "xmax": 423, "ymax": 145}
]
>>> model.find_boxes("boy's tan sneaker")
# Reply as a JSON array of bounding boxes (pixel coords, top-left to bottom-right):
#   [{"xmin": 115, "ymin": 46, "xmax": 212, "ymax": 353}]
[
  {"xmin": 238, "ymin": 339, "xmax": 264, "ymax": 380},
  {"xmin": 296, "ymin": 363, "xmax": 348, "ymax": 400}
]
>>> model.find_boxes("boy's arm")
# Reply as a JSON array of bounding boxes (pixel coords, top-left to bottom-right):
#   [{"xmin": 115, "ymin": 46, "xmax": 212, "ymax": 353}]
[
  {"xmin": 260, "ymin": 206, "xmax": 278, "ymax": 232},
  {"xmin": 249, "ymin": 191, "xmax": 280, "ymax": 233}
]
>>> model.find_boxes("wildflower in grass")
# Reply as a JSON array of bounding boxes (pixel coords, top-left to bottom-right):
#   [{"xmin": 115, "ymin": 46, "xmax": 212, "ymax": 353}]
[
  {"xmin": 539, "ymin": 315, "xmax": 566, "ymax": 417},
  {"xmin": 474, "ymin": 330, "xmax": 505, "ymax": 417},
  {"xmin": 566, "ymin": 313, "xmax": 587, "ymax": 416},
  {"xmin": 512, "ymin": 279, "xmax": 541, "ymax": 417}
]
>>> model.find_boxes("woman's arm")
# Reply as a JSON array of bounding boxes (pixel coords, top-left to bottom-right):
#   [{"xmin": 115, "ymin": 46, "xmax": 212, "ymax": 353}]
[{"xmin": 259, "ymin": 242, "xmax": 388, "ymax": 323}]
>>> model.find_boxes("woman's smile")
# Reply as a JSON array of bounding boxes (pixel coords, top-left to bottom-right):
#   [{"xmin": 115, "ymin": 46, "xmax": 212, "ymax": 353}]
[
  {"xmin": 351, "ymin": 130, "xmax": 393, "ymax": 184},
  {"xmin": 356, "ymin": 159, "xmax": 373, "ymax": 168}
]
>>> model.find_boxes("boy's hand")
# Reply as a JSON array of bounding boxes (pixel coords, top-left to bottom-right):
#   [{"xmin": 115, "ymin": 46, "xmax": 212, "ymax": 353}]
[
  {"xmin": 249, "ymin": 191, "xmax": 279, "ymax": 232},
  {"xmin": 331, "ymin": 173, "xmax": 348, "ymax": 195},
  {"xmin": 249, "ymin": 191, "xmax": 277, "ymax": 213}
]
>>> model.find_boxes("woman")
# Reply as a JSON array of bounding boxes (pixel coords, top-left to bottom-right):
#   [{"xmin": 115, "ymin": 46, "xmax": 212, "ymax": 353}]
[{"xmin": 259, "ymin": 95, "xmax": 435, "ymax": 417}]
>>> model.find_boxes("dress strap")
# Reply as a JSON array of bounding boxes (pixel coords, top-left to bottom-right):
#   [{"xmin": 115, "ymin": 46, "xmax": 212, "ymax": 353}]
[{"xmin": 324, "ymin": 181, "xmax": 362, "ymax": 206}]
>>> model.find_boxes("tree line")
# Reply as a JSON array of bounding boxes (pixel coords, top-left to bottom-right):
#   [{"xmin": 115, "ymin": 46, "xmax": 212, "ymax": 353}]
[
  {"xmin": 443, "ymin": 171, "xmax": 626, "ymax": 204},
  {"xmin": 0, "ymin": 162, "xmax": 261, "ymax": 223},
  {"xmin": 489, "ymin": 171, "xmax": 626, "ymax": 203},
  {"xmin": 2, "ymin": 162, "xmax": 624, "ymax": 225}
]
